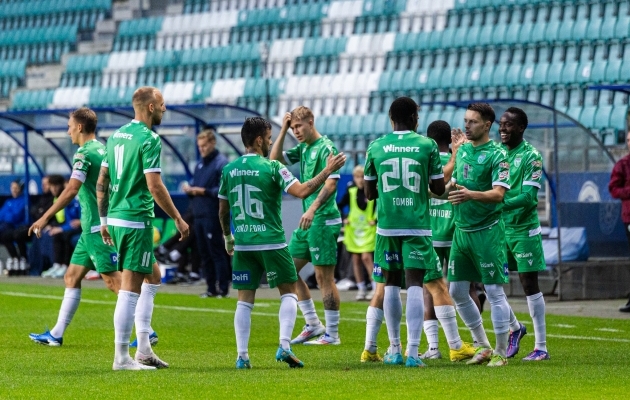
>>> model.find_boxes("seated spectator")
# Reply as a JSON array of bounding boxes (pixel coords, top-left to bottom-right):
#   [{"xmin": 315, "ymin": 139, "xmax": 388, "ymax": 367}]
[
  {"xmin": 40, "ymin": 175, "xmax": 82, "ymax": 278},
  {"xmin": 0, "ymin": 180, "xmax": 28, "ymax": 271},
  {"xmin": 154, "ymin": 211, "xmax": 201, "ymax": 283},
  {"xmin": 26, "ymin": 176, "xmax": 54, "ymax": 275}
]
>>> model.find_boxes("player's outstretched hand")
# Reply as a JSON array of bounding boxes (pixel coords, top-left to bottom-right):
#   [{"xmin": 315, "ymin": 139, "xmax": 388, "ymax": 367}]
[
  {"xmin": 299, "ymin": 208, "xmax": 315, "ymax": 230},
  {"xmin": 224, "ymin": 234, "xmax": 235, "ymax": 256},
  {"xmin": 448, "ymin": 184, "xmax": 472, "ymax": 205},
  {"xmin": 325, "ymin": 152, "xmax": 346, "ymax": 173},
  {"xmin": 451, "ymin": 128, "xmax": 466, "ymax": 152},
  {"xmin": 101, "ymin": 226, "xmax": 114, "ymax": 246},
  {"xmin": 175, "ymin": 217, "xmax": 190, "ymax": 241},
  {"xmin": 28, "ymin": 217, "xmax": 47, "ymax": 238},
  {"xmin": 282, "ymin": 112, "xmax": 292, "ymax": 132}
]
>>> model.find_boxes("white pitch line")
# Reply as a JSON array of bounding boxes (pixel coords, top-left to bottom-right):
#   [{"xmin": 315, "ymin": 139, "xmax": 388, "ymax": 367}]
[
  {"xmin": 2, "ymin": 291, "xmax": 629, "ymax": 343},
  {"xmin": 595, "ymin": 328, "xmax": 624, "ymax": 333},
  {"xmin": 553, "ymin": 324, "xmax": 576, "ymax": 328}
]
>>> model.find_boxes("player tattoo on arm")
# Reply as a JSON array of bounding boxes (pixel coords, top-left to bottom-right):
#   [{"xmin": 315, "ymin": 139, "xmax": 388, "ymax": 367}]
[
  {"xmin": 218, "ymin": 199, "xmax": 231, "ymax": 236},
  {"xmin": 96, "ymin": 166, "xmax": 110, "ymax": 217},
  {"xmin": 305, "ymin": 168, "xmax": 331, "ymax": 189}
]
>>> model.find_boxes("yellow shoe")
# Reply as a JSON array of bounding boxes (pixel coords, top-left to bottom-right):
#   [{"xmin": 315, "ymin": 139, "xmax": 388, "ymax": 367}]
[
  {"xmin": 450, "ymin": 342, "xmax": 477, "ymax": 362},
  {"xmin": 360, "ymin": 349, "xmax": 383, "ymax": 363}
]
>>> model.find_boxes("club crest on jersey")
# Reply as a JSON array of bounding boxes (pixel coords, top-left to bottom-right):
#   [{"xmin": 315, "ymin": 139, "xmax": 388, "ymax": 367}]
[
  {"xmin": 233, "ymin": 271, "xmax": 251, "ymax": 284},
  {"xmin": 514, "ymin": 157, "xmax": 522, "ymax": 167},
  {"xmin": 477, "ymin": 153, "xmax": 487, "ymax": 163},
  {"xmin": 311, "ymin": 150, "xmax": 317, "ymax": 160}
]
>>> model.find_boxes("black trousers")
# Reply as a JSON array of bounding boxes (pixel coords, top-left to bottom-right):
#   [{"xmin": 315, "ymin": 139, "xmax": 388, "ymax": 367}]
[{"xmin": 194, "ymin": 216, "xmax": 231, "ymax": 295}]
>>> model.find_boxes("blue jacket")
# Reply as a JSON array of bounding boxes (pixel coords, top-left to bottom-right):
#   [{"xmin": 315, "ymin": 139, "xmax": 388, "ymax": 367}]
[
  {"xmin": 60, "ymin": 198, "xmax": 81, "ymax": 232},
  {"xmin": 0, "ymin": 195, "xmax": 27, "ymax": 226},
  {"xmin": 189, "ymin": 150, "xmax": 228, "ymax": 219}
]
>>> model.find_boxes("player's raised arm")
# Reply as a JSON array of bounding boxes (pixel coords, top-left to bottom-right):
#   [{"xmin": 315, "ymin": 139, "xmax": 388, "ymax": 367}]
[
  {"xmin": 269, "ymin": 112, "xmax": 291, "ymax": 164},
  {"xmin": 287, "ymin": 152, "xmax": 346, "ymax": 199}
]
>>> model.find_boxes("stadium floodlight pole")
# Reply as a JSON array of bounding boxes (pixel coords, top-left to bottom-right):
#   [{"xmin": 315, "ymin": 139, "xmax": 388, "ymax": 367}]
[
  {"xmin": 552, "ymin": 108, "xmax": 563, "ymax": 301},
  {"xmin": 259, "ymin": 42, "xmax": 270, "ymax": 119}
]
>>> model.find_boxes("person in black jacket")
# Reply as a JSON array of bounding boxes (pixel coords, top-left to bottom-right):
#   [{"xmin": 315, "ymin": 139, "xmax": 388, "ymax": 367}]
[{"xmin": 183, "ymin": 128, "xmax": 230, "ymax": 297}]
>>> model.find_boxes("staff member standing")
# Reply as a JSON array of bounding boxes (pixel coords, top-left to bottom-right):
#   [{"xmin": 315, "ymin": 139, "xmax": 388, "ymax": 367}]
[
  {"xmin": 608, "ymin": 129, "xmax": 630, "ymax": 313},
  {"xmin": 183, "ymin": 128, "xmax": 230, "ymax": 298}
]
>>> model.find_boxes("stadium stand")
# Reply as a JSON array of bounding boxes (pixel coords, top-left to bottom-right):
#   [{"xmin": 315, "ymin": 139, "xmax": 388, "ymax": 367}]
[{"xmin": 3, "ymin": 0, "xmax": 629, "ymax": 151}]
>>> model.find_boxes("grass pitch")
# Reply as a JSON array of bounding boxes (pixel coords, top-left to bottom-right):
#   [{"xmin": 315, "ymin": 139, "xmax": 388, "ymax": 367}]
[{"xmin": 1, "ymin": 281, "xmax": 629, "ymax": 400}]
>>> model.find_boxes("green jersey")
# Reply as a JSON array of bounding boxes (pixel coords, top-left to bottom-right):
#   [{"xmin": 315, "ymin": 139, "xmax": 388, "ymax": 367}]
[
  {"xmin": 102, "ymin": 120, "xmax": 162, "ymax": 227},
  {"xmin": 452, "ymin": 140, "xmax": 510, "ymax": 231},
  {"xmin": 364, "ymin": 131, "xmax": 443, "ymax": 236},
  {"xmin": 430, "ymin": 152, "xmax": 455, "ymax": 246},
  {"xmin": 502, "ymin": 140, "xmax": 543, "ymax": 236},
  {"xmin": 284, "ymin": 136, "xmax": 341, "ymax": 225},
  {"xmin": 70, "ymin": 139, "xmax": 106, "ymax": 233},
  {"xmin": 219, "ymin": 154, "xmax": 298, "ymax": 250}
]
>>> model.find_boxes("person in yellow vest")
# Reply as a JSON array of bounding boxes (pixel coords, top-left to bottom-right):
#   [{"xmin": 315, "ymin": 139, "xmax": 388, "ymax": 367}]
[{"xmin": 338, "ymin": 165, "xmax": 377, "ymax": 300}]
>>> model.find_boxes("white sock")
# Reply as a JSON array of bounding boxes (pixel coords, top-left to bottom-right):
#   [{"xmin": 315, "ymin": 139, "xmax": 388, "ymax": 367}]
[
  {"xmin": 136, "ymin": 283, "xmax": 159, "ymax": 355},
  {"xmin": 405, "ymin": 286, "xmax": 424, "ymax": 359},
  {"xmin": 114, "ymin": 290, "xmax": 139, "ymax": 364},
  {"xmin": 235, "ymin": 301, "xmax": 253, "ymax": 360},
  {"xmin": 50, "ymin": 288, "xmax": 81, "ymax": 338},
  {"xmin": 423, "ymin": 319, "xmax": 439, "ymax": 351},
  {"xmin": 527, "ymin": 292, "xmax": 547, "ymax": 352},
  {"xmin": 357, "ymin": 282, "xmax": 366, "ymax": 291},
  {"xmin": 324, "ymin": 310, "xmax": 340, "ymax": 338},
  {"xmin": 365, "ymin": 306, "xmax": 384, "ymax": 352},
  {"xmin": 508, "ymin": 304, "xmax": 521, "ymax": 332},
  {"xmin": 450, "ymin": 281, "xmax": 491, "ymax": 348},
  {"xmin": 383, "ymin": 286, "xmax": 402, "ymax": 351},
  {"xmin": 486, "ymin": 284, "xmax": 510, "ymax": 357},
  {"xmin": 279, "ymin": 294, "xmax": 298, "ymax": 350},
  {"xmin": 435, "ymin": 305, "xmax": 463, "ymax": 350},
  {"xmin": 297, "ymin": 299, "xmax": 321, "ymax": 327}
]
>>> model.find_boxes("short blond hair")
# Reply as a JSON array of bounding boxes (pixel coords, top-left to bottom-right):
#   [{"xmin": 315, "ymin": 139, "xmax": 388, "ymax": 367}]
[
  {"xmin": 132, "ymin": 86, "xmax": 159, "ymax": 109},
  {"xmin": 352, "ymin": 165, "xmax": 364, "ymax": 175},
  {"xmin": 290, "ymin": 106, "xmax": 314, "ymax": 123},
  {"xmin": 197, "ymin": 128, "xmax": 216, "ymax": 142}
]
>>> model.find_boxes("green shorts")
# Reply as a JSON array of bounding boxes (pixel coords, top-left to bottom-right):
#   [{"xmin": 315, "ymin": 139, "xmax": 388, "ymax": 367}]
[
  {"xmin": 70, "ymin": 232, "xmax": 119, "ymax": 274},
  {"xmin": 447, "ymin": 223, "xmax": 509, "ymax": 285},
  {"xmin": 289, "ymin": 224, "xmax": 341, "ymax": 266},
  {"xmin": 110, "ymin": 225, "xmax": 156, "ymax": 274},
  {"xmin": 434, "ymin": 246, "xmax": 451, "ymax": 274},
  {"xmin": 232, "ymin": 247, "xmax": 298, "ymax": 290},
  {"xmin": 372, "ymin": 235, "xmax": 441, "ymax": 284},
  {"xmin": 506, "ymin": 234, "xmax": 546, "ymax": 273}
]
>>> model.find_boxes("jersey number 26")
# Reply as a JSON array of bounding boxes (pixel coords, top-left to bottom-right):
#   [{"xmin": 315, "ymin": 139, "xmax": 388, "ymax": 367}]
[{"xmin": 381, "ymin": 157, "xmax": 421, "ymax": 193}]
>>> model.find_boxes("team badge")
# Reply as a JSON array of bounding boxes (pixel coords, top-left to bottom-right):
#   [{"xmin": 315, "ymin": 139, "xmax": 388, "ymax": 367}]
[
  {"xmin": 311, "ymin": 150, "xmax": 317, "ymax": 160},
  {"xmin": 514, "ymin": 157, "xmax": 522, "ymax": 167},
  {"xmin": 477, "ymin": 153, "xmax": 486, "ymax": 163}
]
